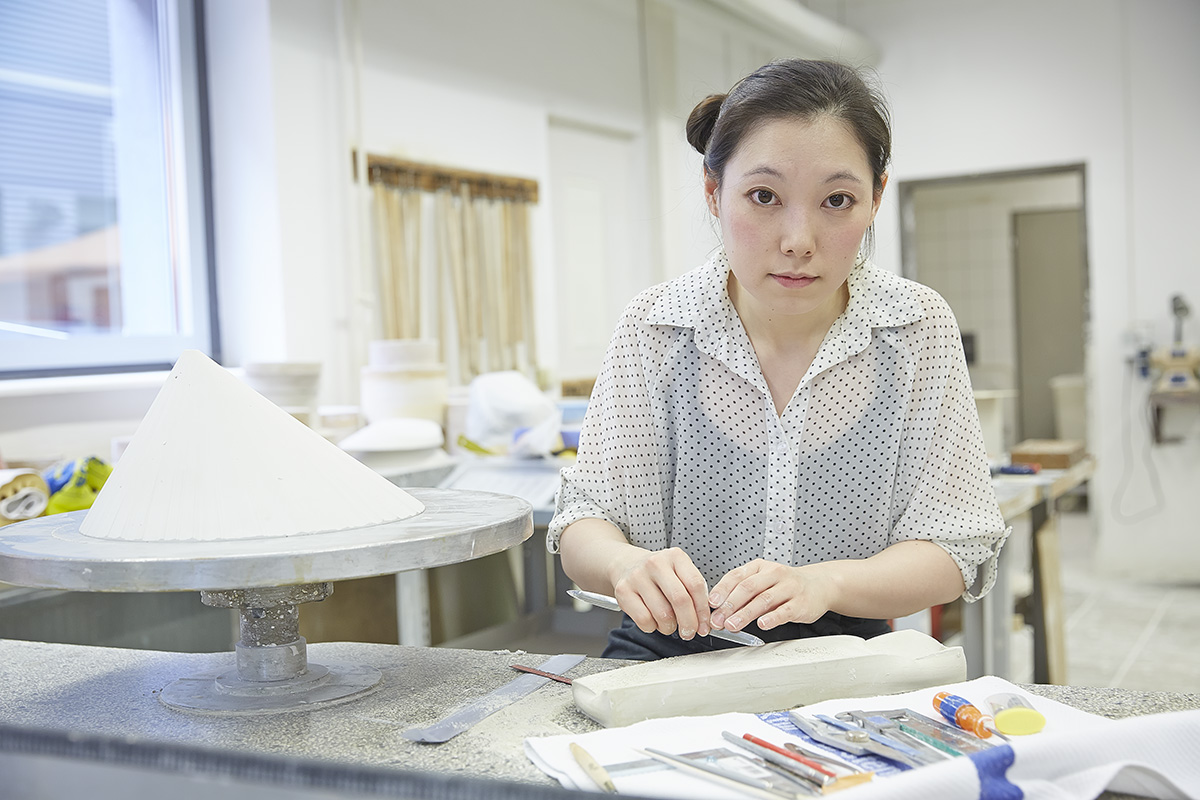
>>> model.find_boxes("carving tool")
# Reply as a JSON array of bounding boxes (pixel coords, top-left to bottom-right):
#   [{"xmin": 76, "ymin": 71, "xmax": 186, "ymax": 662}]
[
  {"xmin": 782, "ymin": 742, "xmax": 864, "ymax": 774},
  {"xmin": 512, "ymin": 664, "xmax": 572, "ymax": 684},
  {"xmin": 724, "ymin": 731, "xmax": 836, "ymax": 784},
  {"xmin": 638, "ymin": 747, "xmax": 807, "ymax": 800},
  {"xmin": 722, "ymin": 732, "xmax": 844, "ymax": 793},
  {"xmin": 815, "ymin": 715, "xmax": 927, "ymax": 761},
  {"xmin": 842, "ymin": 708, "xmax": 994, "ymax": 755},
  {"xmin": 788, "ymin": 713, "xmax": 928, "ymax": 769},
  {"xmin": 835, "ymin": 711, "xmax": 953, "ymax": 762},
  {"xmin": 570, "ymin": 742, "xmax": 617, "ymax": 793},
  {"xmin": 567, "ymin": 589, "xmax": 765, "ymax": 646}
]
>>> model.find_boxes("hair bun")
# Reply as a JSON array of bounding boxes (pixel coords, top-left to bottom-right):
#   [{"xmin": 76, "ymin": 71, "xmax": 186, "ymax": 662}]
[{"xmin": 685, "ymin": 94, "xmax": 726, "ymax": 156}]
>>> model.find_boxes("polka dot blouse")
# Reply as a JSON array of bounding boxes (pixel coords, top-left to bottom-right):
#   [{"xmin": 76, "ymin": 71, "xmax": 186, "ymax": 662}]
[{"xmin": 548, "ymin": 250, "xmax": 1010, "ymax": 603}]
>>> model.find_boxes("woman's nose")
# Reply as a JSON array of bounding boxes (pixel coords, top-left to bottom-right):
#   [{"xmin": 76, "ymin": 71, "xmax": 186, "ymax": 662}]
[{"xmin": 780, "ymin": 208, "xmax": 815, "ymax": 257}]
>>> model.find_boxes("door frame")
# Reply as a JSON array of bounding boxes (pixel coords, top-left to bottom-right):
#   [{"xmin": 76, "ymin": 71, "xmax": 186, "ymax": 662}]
[{"xmin": 897, "ymin": 163, "xmax": 1091, "ymax": 444}]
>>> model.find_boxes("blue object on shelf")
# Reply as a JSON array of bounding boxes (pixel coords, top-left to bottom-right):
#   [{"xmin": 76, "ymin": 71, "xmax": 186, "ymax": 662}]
[{"xmin": 557, "ymin": 399, "xmax": 589, "ymax": 425}]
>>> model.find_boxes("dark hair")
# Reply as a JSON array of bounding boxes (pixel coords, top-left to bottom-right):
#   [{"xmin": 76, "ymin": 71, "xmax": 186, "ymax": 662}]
[{"xmin": 686, "ymin": 59, "xmax": 891, "ymax": 197}]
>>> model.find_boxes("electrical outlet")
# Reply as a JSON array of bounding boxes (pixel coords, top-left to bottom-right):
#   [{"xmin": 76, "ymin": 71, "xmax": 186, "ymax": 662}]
[
  {"xmin": 1121, "ymin": 322, "xmax": 1157, "ymax": 378},
  {"xmin": 1121, "ymin": 322, "xmax": 1154, "ymax": 362}
]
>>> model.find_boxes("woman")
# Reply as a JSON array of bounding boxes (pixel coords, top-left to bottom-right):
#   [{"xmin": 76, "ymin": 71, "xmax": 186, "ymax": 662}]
[{"xmin": 549, "ymin": 59, "xmax": 1007, "ymax": 660}]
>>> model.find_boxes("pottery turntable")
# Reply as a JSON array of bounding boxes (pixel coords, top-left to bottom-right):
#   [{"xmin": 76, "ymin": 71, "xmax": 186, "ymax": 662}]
[{"xmin": 0, "ymin": 351, "xmax": 532, "ymax": 714}]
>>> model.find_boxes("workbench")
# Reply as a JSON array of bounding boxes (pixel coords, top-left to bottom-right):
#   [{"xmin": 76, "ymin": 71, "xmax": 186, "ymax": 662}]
[
  {"xmin": 965, "ymin": 457, "xmax": 1096, "ymax": 683},
  {"xmin": 1, "ymin": 638, "xmax": 1195, "ymax": 799}
]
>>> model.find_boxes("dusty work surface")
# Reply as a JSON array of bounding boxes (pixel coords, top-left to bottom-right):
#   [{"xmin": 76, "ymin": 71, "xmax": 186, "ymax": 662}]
[
  {"xmin": 0, "ymin": 639, "xmax": 612, "ymax": 784},
  {"xmin": 1, "ymin": 638, "xmax": 1197, "ymax": 792}
]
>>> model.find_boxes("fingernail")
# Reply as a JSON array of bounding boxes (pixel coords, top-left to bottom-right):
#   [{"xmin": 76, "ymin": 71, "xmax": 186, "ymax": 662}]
[
  {"xmin": 758, "ymin": 616, "xmax": 771, "ymax": 630},
  {"xmin": 710, "ymin": 612, "xmax": 725, "ymax": 628},
  {"xmin": 727, "ymin": 616, "xmax": 742, "ymax": 630},
  {"xmin": 709, "ymin": 593, "xmax": 723, "ymax": 608},
  {"xmin": 699, "ymin": 624, "xmax": 710, "ymax": 637},
  {"xmin": 680, "ymin": 629, "xmax": 694, "ymax": 640}
]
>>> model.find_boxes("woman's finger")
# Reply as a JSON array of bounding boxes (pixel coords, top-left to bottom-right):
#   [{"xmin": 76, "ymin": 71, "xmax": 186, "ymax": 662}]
[
  {"xmin": 614, "ymin": 582, "xmax": 672, "ymax": 634},
  {"xmin": 646, "ymin": 548, "xmax": 709, "ymax": 639},
  {"xmin": 710, "ymin": 560, "xmax": 771, "ymax": 628}
]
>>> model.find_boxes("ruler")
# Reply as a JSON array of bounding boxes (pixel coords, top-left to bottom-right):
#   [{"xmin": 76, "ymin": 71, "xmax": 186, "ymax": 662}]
[{"xmin": 402, "ymin": 653, "xmax": 585, "ymax": 743}]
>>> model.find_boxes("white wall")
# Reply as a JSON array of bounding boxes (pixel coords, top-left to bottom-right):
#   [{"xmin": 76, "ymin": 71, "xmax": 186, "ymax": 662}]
[
  {"xmin": 829, "ymin": 0, "xmax": 1200, "ymax": 579},
  {"xmin": 206, "ymin": 0, "xmax": 287, "ymax": 368},
  {"xmin": 257, "ymin": 0, "xmax": 834, "ymax": 403}
]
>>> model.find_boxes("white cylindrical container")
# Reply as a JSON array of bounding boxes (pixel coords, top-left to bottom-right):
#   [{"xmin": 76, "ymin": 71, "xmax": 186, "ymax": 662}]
[
  {"xmin": 360, "ymin": 339, "xmax": 449, "ymax": 425},
  {"xmin": 242, "ymin": 362, "xmax": 322, "ymax": 427},
  {"xmin": 1050, "ymin": 373, "xmax": 1087, "ymax": 446}
]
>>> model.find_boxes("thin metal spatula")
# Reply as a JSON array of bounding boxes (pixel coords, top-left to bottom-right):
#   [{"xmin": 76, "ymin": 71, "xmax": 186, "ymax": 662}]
[{"xmin": 567, "ymin": 589, "xmax": 765, "ymax": 646}]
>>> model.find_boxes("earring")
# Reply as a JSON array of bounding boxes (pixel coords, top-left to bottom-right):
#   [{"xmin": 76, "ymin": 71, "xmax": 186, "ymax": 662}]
[{"xmin": 855, "ymin": 225, "xmax": 874, "ymax": 266}]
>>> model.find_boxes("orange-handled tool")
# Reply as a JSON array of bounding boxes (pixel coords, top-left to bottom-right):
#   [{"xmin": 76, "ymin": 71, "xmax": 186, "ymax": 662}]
[{"xmin": 933, "ymin": 692, "xmax": 994, "ymax": 738}]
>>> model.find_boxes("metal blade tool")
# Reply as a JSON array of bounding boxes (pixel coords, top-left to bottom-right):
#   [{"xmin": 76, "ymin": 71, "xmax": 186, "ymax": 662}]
[{"xmin": 568, "ymin": 589, "xmax": 765, "ymax": 646}]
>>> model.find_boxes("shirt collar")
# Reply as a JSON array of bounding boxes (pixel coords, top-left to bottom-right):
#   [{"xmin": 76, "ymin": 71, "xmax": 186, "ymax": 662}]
[
  {"xmin": 814, "ymin": 258, "xmax": 926, "ymax": 374},
  {"xmin": 645, "ymin": 251, "xmax": 763, "ymax": 393},
  {"xmin": 646, "ymin": 250, "xmax": 926, "ymax": 379},
  {"xmin": 646, "ymin": 249, "xmax": 734, "ymax": 346}
]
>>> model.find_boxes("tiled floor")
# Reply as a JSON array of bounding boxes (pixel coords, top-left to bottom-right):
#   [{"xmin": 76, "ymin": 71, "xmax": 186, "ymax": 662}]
[{"xmin": 1055, "ymin": 507, "xmax": 1200, "ymax": 692}]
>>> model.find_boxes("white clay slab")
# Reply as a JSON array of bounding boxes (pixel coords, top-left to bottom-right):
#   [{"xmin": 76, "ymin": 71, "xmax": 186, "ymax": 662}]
[
  {"xmin": 572, "ymin": 629, "xmax": 966, "ymax": 727},
  {"xmin": 80, "ymin": 350, "xmax": 424, "ymax": 542}
]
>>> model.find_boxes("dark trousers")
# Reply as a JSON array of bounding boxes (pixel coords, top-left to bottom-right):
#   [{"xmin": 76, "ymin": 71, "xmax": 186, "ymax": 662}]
[{"xmin": 602, "ymin": 611, "xmax": 892, "ymax": 661}]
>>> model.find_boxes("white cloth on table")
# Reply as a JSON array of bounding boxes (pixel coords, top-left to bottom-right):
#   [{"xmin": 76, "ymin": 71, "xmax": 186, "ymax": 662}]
[{"xmin": 525, "ymin": 676, "xmax": 1200, "ymax": 800}]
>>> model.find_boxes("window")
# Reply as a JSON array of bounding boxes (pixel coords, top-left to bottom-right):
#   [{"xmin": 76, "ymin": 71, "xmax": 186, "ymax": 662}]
[{"xmin": 0, "ymin": 0, "xmax": 216, "ymax": 377}]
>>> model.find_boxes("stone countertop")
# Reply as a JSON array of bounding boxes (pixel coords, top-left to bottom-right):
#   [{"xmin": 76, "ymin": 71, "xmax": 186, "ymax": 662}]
[
  {"xmin": 1, "ymin": 638, "xmax": 1197, "ymax": 795},
  {"xmin": 0, "ymin": 639, "xmax": 603, "ymax": 785},
  {"xmin": 1020, "ymin": 682, "xmax": 1200, "ymax": 720}
]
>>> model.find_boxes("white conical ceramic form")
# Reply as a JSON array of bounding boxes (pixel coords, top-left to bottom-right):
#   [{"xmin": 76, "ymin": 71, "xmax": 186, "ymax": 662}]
[{"xmin": 80, "ymin": 350, "xmax": 424, "ymax": 542}]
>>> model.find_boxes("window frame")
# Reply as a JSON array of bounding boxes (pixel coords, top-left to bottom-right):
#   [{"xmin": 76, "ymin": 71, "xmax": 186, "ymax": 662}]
[{"xmin": 0, "ymin": 0, "xmax": 220, "ymax": 379}]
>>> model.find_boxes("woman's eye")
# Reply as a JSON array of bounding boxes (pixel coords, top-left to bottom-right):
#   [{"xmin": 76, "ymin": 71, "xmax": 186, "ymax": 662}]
[
  {"xmin": 825, "ymin": 193, "xmax": 854, "ymax": 209},
  {"xmin": 751, "ymin": 189, "xmax": 776, "ymax": 205}
]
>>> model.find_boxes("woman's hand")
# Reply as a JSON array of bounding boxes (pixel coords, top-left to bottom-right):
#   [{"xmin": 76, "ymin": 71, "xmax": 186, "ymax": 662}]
[
  {"xmin": 609, "ymin": 546, "xmax": 712, "ymax": 640},
  {"xmin": 708, "ymin": 542, "xmax": 966, "ymax": 630},
  {"xmin": 708, "ymin": 560, "xmax": 839, "ymax": 632}
]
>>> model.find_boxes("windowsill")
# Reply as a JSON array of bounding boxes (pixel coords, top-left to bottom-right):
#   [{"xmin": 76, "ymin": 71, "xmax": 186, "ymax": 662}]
[
  {"xmin": 0, "ymin": 366, "xmax": 247, "ymax": 401},
  {"xmin": 0, "ymin": 371, "xmax": 173, "ymax": 400}
]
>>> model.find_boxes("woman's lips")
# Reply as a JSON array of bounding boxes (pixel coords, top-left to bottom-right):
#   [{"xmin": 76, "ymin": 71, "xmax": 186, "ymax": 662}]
[{"xmin": 771, "ymin": 273, "xmax": 817, "ymax": 288}]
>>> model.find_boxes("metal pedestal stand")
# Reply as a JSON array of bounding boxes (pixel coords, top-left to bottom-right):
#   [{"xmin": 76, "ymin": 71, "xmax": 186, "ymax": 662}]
[
  {"xmin": 159, "ymin": 583, "xmax": 382, "ymax": 713},
  {"xmin": 0, "ymin": 488, "xmax": 533, "ymax": 715}
]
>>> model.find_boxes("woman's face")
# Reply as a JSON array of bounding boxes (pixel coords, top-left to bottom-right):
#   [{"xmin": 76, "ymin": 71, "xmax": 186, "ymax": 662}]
[{"xmin": 705, "ymin": 114, "xmax": 885, "ymax": 321}]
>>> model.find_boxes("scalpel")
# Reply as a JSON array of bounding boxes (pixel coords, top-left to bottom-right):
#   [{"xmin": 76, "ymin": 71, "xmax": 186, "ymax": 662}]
[{"xmin": 567, "ymin": 589, "xmax": 765, "ymax": 646}]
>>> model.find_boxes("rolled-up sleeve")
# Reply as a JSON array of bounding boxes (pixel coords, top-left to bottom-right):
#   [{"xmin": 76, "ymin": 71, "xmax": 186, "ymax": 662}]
[
  {"xmin": 547, "ymin": 302, "xmax": 666, "ymax": 554},
  {"xmin": 888, "ymin": 303, "xmax": 1009, "ymax": 602}
]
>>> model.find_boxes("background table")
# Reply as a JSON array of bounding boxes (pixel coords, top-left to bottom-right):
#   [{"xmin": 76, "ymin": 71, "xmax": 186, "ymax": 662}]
[{"xmin": 965, "ymin": 457, "xmax": 1096, "ymax": 682}]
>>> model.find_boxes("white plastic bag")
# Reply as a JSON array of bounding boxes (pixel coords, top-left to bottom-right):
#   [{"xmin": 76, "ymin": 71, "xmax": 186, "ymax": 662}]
[{"xmin": 465, "ymin": 371, "xmax": 562, "ymax": 457}]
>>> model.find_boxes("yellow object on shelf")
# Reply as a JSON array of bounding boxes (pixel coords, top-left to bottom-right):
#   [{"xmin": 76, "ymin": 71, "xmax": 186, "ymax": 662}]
[{"xmin": 42, "ymin": 456, "xmax": 112, "ymax": 516}]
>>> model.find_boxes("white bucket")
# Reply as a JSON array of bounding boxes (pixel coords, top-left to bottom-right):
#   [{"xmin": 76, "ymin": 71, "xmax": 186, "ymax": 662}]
[
  {"xmin": 973, "ymin": 389, "xmax": 1016, "ymax": 458},
  {"xmin": 1050, "ymin": 373, "xmax": 1087, "ymax": 445}
]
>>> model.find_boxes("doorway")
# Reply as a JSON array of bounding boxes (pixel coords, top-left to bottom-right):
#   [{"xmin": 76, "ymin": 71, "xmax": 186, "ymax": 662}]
[
  {"xmin": 1014, "ymin": 208, "xmax": 1087, "ymax": 439},
  {"xmin": 899, "ymin": 165, "xmax": 1089, "ymax": 449},
  {"xmin": 547, "ymin": 118, "xmax": 650, "ymax": 383}
]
